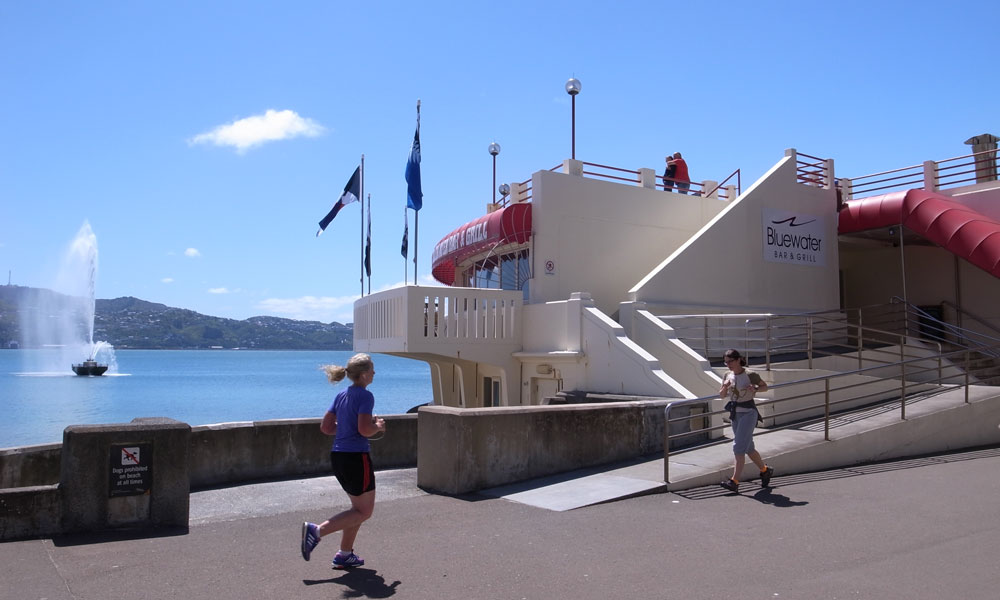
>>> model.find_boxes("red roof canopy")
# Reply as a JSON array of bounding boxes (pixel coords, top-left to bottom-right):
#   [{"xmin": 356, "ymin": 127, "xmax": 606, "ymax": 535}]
[
  {"xmin": 839, "ymin": 189, "xmax": 1000, "ymax": 278},
  {"xmin": 431, "ymin": 203, "xmax": 532, "ymax": 286}
]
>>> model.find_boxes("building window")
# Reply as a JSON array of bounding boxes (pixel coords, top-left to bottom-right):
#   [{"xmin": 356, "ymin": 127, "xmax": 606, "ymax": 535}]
[{"xmin": 468, "ymin": 250, "xmax": 530, "ymax": 291}]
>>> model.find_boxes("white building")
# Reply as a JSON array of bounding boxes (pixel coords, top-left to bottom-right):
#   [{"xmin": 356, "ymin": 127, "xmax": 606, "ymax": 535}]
[{"xmin": 355, "ymin": 145, "xmax": 1000, "ymax": 411}]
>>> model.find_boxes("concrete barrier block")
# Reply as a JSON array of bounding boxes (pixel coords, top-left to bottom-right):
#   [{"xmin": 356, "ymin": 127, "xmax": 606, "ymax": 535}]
[
  {"xmin": 418, "ymin": 403, "xmax": 649, "ymax": 495},
  {"xmin": 60, "ymin": 417, "xmax": 190, "ymax": 535}
]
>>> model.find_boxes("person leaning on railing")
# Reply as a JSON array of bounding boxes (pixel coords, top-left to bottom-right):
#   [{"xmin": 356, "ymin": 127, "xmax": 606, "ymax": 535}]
[
  {"xmin": 663, "ymin": 154, "xmax": 677, "ymax": 192},
  {"xmin": 667, "ymin": 152, "xmax": 690, "ymax": 195},
  {"xmin": 719, "ymin": 349, "xmax": 774, "ymax": 493}
]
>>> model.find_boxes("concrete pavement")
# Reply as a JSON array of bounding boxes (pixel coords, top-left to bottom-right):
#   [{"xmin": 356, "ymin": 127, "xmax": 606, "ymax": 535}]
[{"xmin": 3, "ymin": 446, "xmax": 1000, "ymax": 600}]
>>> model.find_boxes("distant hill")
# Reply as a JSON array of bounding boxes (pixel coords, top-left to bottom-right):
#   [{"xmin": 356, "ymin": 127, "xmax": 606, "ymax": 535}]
[{"xmin": 0, "ymin": 285, "xmax": 353, "ymax": 350}]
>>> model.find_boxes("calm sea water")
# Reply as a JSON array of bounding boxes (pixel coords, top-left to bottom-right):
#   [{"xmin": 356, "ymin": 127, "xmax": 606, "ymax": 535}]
[{"xmin": 1, "ymin": 349, "xmax": 433, "ymax": 448}]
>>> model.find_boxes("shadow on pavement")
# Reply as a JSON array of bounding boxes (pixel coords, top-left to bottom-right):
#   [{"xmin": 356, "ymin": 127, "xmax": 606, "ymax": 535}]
[
  {"xmin": 750, "ymin": 487, "xmax": 809, "ymax": 507},
  {"xmin": 52, "ymin": 525, "xmax": 189, "ymax": 547},
  {"xmin": 303, "ymin": 567, "xmax": 401, "ymax": 597},
  {"xmin": 670, "ymin": 444, "xmax": 1000, "ymax": 501}
]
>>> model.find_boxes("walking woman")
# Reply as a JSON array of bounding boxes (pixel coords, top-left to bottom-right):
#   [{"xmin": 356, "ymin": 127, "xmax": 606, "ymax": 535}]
[
  {"xmin": 301, "ymin": 353, "xmax": 385, "ymax": 568},
  {"xmin": 719, "ymin": 349, "xmax": 774, "ymax": 493}
]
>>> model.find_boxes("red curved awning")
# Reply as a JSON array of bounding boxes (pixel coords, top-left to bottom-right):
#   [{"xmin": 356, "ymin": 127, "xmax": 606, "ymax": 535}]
[
  {"xmin": 431, "ymin": 203, "xmax": 532, "ymax": 285},
  {"xmin": 839, "ymin": 189, "xmax": 1000, "ymax": 278}
]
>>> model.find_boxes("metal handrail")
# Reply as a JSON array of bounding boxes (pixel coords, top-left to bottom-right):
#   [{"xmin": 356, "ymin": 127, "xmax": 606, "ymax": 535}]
[
  {"xmin": 850, "ymin": 162, "xmax": 923, "ymax": 181},
  {"xmin": 940, "ymin": 300, "xmax": 1000, "ymax": 340},
  {"xmin": 848, "ymin": 148, "xmax": 999, "ymax": 197},
  {"xmin": 795, "ymin": 152, "xmax": 830, "ymax": 187},
  {"xmin": 703, "ymin": 168, "xmax": 742, "ymax": 199},
  {"xmin": 887, "ymin": 297, "xmax": 1000, "ymax": 360},
  {"xmin": 663, "ymin": 341, "xmax": 999, "ymax": 484},
  {"xmin": 512, "ymin": 160, "xmax": 739, "ymax": 201},
  {"xmin": 747, "ymin": 311, "xmax": 941, "ymax": 371},
  {"xmin": 658, "ymin": 310, "xmax": 937, "ymax": 371}
]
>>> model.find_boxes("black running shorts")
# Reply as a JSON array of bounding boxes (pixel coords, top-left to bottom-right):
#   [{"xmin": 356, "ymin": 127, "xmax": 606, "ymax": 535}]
[{"xmin": 330, "ymin": 451, "xmax": 375, "ymax": 496}]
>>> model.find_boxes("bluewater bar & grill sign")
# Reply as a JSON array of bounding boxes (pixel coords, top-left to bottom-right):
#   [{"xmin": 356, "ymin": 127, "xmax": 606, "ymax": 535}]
[
  {"xmin": 109, "ymin": 443, "xmax": 152, "ymax": 497},
  {"xmin": 762, "ymin": 208, "xmax": 827, "ymax": 267}
]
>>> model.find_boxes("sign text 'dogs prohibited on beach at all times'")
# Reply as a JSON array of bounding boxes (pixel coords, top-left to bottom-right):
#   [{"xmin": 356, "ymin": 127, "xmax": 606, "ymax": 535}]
[{"xmin": 109, "ymin": 443, "xmax": 152, "ymax": 497}]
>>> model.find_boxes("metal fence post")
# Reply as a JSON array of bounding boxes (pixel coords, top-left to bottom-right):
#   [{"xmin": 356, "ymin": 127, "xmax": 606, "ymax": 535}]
[
  {"xmin": 965, "ymin": 352, "xmax": 970, "ymax": 404},
  {"xmin": 745, "ymin": 320, "xmax": 750, "ymax": 363},
  {"xmin": 703, "ymin": 318, "xmax": 709, "ymax": 362},
  {"xmin": 824, "ymin": 378, "xmax": 831, "ymax": 441},
  {"xmin": 765, "ymin": 316, "xmax": 772, "ymax": 370},
  {"xmin": 807, "ymin": 316, "xmax": 814, "ymax": 369},
  {"xmin": 663, "ymin": 404, "xmax": 671, "ymax": 484},
  {"xmin": 857, "ymin": 312, "xmax": 864, "ymax": 371},
  {"xmin": 937, "ymin": 345, "xmax": 942, "ymax": 383},
  {"xmin": 900, "ymin": 340, "xmax": 907, "ymax": 420}
]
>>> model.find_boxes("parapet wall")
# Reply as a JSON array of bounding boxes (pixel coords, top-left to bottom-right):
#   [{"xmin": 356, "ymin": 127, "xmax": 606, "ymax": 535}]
[
  {"xmin": 0, "ymin": 414, "xmax": 417, "ymax": 541},
  {"xmin": 3, "ymin": 403, "xmax": 691, "ymax": 538},
  {"xmin": 416, "ymin": 401, "xmax": 706, "ymax": 495},
  {"xmin": 189, "ymin": 416, "xmax": 417, "ymax": 488},
  {"xmin": 1, "ymin": 415, "xmax": 418, "ymax": 492}
]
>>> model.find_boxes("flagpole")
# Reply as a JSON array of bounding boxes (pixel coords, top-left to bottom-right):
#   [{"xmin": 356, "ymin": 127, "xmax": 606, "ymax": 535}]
[
  {"xmin": 403, "ymin": 208, "xmax": 407, "ymax": 284},
  {"xmin": 404, "ymin": 99, "xmax": 422, "ymax": 286},
  {"xmin": 366, "ymin": 193, "xmax": 371, "ymax": 296},
  {"xmin": 360, "ymin": 154, "xmax": 365, "ymax": 297},
  {"xmin": 413, "ymin": 101, "xmax": 420, "ymax": 285}
]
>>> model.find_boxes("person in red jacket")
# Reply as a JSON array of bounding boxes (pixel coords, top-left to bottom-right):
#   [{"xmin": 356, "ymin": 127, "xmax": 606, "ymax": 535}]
[{"xmin": 668, "ymin": 152, "xmax": 690, "ymax": 194}]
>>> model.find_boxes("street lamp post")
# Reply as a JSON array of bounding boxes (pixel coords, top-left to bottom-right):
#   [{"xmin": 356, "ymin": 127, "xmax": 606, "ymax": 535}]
[
  {"xmin": 489, "ymin": 142, "xmax": 501, "ymax": 204},
  {"xmin": 565, "ymin": 78, "xmax": 581, "ymax": 160}
]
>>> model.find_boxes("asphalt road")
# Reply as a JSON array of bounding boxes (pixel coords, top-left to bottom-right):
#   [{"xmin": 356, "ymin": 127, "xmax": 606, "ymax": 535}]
[{"xmin": 3, "ymin": 447, "xmax": 999, "ymax": 600}]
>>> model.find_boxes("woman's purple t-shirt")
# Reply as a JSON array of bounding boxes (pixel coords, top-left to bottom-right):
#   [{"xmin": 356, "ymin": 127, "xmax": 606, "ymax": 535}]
[{"xmin": 330, "ymin": 385, "xmax": 375, "ymax": 453}]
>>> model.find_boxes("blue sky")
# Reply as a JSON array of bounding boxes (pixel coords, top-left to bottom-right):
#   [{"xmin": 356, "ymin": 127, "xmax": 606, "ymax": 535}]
[{"xmin": 2, "ymin": 1, "xmax": 997, "ymax": 324}]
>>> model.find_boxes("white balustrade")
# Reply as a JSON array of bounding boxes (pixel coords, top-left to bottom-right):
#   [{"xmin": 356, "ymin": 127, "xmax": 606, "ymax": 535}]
[{"xmin": 354, "ymin": 286, "xmax": 523, "ymax": 356}]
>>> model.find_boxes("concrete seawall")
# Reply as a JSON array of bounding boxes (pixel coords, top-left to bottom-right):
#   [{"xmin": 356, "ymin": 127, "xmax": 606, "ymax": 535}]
[
  {"xmin": 1, "ymin": 401, "xmax": 697, "ymax": 540},
  {"xmin": 0, "ymin": 415, "xmax": 417, "ymax": 541},
  {"xmin": 1, "ymin": 414, "xmax": 418, "ymax": 492}
]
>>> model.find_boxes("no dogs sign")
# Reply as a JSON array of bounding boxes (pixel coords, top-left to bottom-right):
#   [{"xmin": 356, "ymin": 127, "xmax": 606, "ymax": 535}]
[{"xmin": 109, "ymin": 443, "xmax": 152, "ymax": 497}]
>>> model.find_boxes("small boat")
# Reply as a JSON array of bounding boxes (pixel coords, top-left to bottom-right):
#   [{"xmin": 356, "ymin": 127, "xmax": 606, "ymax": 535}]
[{"xmin": 72, "ymin": 359, "xmax": 108, "ymax": 376}]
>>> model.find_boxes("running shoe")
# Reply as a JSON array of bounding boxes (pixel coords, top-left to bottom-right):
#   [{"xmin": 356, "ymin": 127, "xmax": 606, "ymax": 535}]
[
  {"xmin": 760, "ymin": 466, "xmax": 775, "ymax": 488},
  {"xmin": 720, "ymin": 478, "xmax": 739, "ymax": 493},
  {"xmin": 301, "ymin": 522, "xmax": 320, "ymax": 561},
  {"xmin": 332, "ymin": 552, "xmax": 365, "ymax": 569}
]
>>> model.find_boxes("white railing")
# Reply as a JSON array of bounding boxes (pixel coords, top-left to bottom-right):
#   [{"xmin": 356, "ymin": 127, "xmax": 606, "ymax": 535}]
[{"xmin": 354, "ymin": 285, "xmax": 522, "ymax": 354}]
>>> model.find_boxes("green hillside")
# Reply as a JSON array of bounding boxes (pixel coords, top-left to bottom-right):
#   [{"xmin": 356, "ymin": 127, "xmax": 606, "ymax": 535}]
[{"xmin": 0, "ymin": 285, "xmax": 353, "ymax": 350}]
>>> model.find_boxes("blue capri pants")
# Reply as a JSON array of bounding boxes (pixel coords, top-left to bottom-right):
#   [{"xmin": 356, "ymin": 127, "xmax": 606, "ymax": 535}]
[{"xmin": 731, "ymin": 410, "xmax": 758, "ymax": 455}]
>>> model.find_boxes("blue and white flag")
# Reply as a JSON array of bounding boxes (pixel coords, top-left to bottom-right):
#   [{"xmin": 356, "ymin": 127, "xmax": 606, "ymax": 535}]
[
  {"xmin": 317, "ymin": 166, "xmax": 361, "ymax": 236},
  {"xmin": 405, "ymin": 120, "xmax": 422, "ymax": 211}
]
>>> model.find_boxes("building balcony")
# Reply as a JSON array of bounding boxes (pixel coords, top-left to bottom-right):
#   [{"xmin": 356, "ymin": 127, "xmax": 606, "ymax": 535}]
[{"xmin": 353, "ymin": 285, "xmax": 523, "ymax": 362}]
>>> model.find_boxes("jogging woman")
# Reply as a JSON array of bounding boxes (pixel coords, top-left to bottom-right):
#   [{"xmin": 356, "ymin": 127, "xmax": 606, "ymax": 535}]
[{"xmin": 301, "ymin": 353, "xmax": 385, "ymax": 567}]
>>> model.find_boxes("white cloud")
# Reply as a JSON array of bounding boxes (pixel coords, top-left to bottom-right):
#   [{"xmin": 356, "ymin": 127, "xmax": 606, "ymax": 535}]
[
  {"xmin": 208, "ymin": 287, "xmax": 230, "ymax": 294},
  {"xmin": 189, "ymin": 109, "xmax": 325, "ymax": 153},
  {"xmin": 184, "ymin": 248, "xmax": 201, "ymax": 258},
  {"xmin": 256, "ymin": 294, "xmax": 358, "ymax": 323},
  {"xmin": 161, "ymin": 277, "xmax": 174, "ymax": 284}
]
